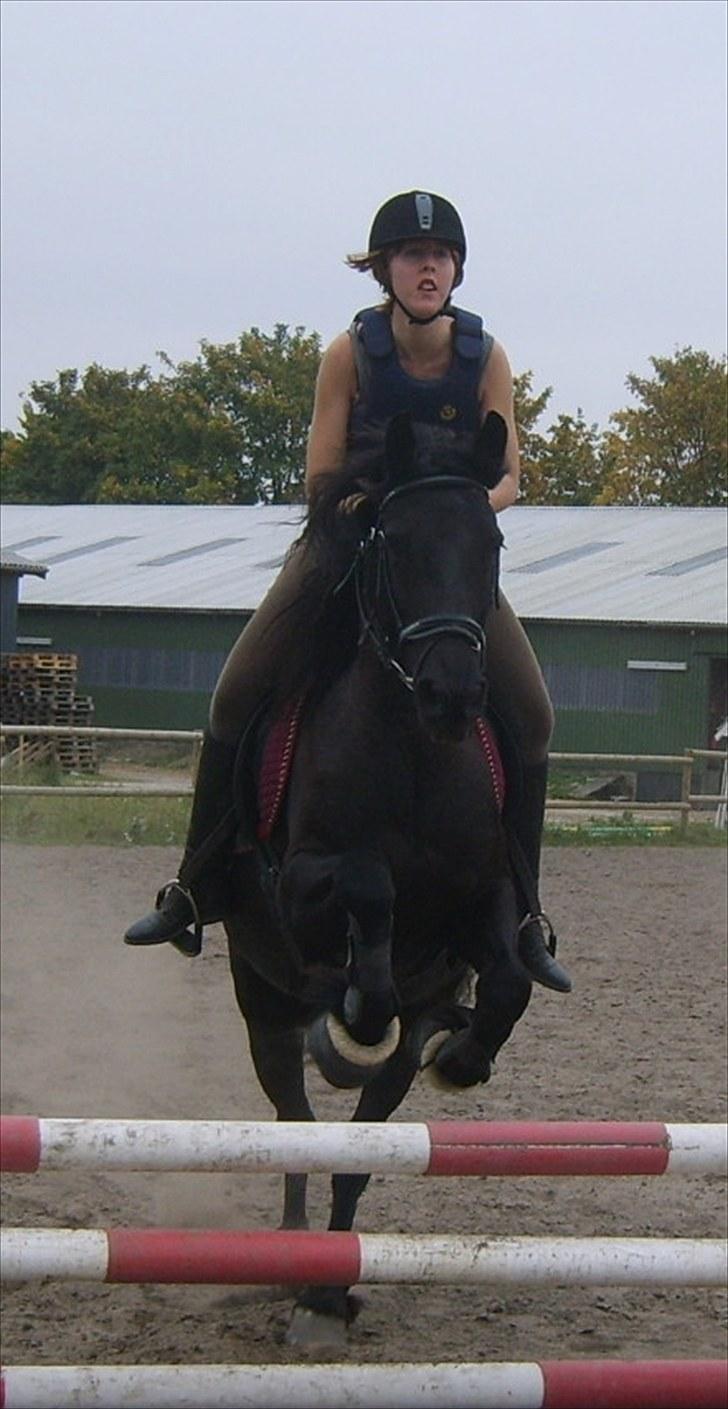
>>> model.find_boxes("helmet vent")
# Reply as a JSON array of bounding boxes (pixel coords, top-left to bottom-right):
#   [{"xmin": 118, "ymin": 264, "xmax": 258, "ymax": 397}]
[{"xmin": 414, "ymin": 192, "xmax": 433, "ymax": 230}]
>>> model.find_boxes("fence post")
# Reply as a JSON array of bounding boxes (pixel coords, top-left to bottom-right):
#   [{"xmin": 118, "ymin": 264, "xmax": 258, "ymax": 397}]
[{"xmin": 680, "ymin": 754, "xmax": 692, "ymax": 835}]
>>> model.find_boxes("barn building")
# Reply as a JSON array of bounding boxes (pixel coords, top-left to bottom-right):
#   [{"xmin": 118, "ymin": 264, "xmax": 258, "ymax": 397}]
[
  {"xmin": 0, "ymin": 547, "xmax": 48, "ymax": 651},
  {"xmin": 1, "ymin": 504, "xmax": 726, "ymax": 779}
]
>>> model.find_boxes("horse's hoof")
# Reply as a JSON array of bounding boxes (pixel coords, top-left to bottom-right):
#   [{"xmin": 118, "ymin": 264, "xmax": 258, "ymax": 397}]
[
  {"xmin": 307, "ymin": 1011, "xmax": 400, "ymax": 1089},
  {"xmin": 432, "ymin": 1029, "xmax": 493, "ymax": 1089},
  {"xmin": 412, "ymin": 1005, "xmax": 473, "ymax": 1087},
  {"xmin": 286, "ymin": 1305, "xmax": 348, "ymax": 1347}
]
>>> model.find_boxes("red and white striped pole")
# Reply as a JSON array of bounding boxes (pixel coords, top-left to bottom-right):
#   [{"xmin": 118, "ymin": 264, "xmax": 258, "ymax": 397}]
[
  {"xmin": 2, "ymin": 1117, "xmax": 725, "ymax": 1177},
  {"xmin": 1, "ymin": 1359, "xmax": 726, "ymax": 1408},
  {"xmin": 2, "ymin": 1228, "xmax": 725, "ymax": 1287}
]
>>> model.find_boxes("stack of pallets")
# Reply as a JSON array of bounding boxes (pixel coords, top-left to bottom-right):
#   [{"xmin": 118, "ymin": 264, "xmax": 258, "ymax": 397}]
[{"xmin": 0, "ymin": 653, "xmax": 98, "ymax": 773}]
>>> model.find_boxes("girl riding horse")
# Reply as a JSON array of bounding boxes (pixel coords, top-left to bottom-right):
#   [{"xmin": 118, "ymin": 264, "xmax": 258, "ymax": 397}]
[{"xmin": 124, "ymin": 189, "xmax": 571, "ymax": 995}]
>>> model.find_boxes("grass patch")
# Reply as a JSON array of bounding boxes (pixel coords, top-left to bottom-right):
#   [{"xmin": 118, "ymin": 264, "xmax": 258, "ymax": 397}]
[
  {"xmin": 1, "ymin": 792, "xmax": 190, "ymax": 846},
  {"xmin": 2, "ymin": 787, "xmax": 725, "ymax": 849},
  {"xmin": 545, "ymin": 814, "xmax": 726, "ymax": 847},
  {"xmin": 1, "ymin": 761, "xmax": 189, "ymax": 845}
]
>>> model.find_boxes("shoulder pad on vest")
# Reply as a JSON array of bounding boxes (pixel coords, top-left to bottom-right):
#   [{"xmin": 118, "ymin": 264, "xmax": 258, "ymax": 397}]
[
  {"xmin": 351, "ymin": 307, "xmax": 395, "ymax": 359},
  {"xmin": 450, "ymin": 306, "xmax": 485, "ymax": 361}
]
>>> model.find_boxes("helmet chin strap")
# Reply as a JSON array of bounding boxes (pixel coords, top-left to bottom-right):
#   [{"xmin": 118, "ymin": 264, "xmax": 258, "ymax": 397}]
[{"xmin": 392, "ymin": 293, "xmax": 454, "ymax": 327}]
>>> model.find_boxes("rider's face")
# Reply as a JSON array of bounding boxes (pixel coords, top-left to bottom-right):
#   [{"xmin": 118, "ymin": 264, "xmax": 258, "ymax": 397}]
[{"xmin": 388, "ymin": 241, "xmax": 458, "ymax": 316}]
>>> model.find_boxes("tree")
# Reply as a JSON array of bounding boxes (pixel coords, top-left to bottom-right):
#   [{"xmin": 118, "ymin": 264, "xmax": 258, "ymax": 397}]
[
  {"xmin": 533, "ymin": 410, "xmax": 604, "ymax": 504},
  {"xmin": 512, "ymin": 370, "xmax": 552, "ymax": 503},
  {"xmin": 0, "ymin": 325, "xmax": 322, "ymax": 505},
  {"xmin": 1, "ymin": 365, "xmax": 155, "ymax": 504},
  {"xmin": 597, "ymin": 347, "xmax": 727, "ymax": 506},
  {"xmin": 166, "ymin": 324, "xmax": 322, "ymax": 503}
]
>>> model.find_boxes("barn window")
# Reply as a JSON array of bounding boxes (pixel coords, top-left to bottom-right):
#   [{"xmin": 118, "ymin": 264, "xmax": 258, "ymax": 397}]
[
  {"xmin": 76, "ymin": 645, "xmax": 229, "ymax": 693},
  {"xmin": 543, "ymin": 662, "xmax": 659, "ymax": 713}
]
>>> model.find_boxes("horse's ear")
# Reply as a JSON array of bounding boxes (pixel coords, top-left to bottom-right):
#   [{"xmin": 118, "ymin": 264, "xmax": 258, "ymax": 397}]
[
  {"xmin": 474, "ymin": 411, "xmax": 508, "ymax": 489},
  {"xmin": 384, "ymin": 412, "xmax": 417, "ymax": 484}
]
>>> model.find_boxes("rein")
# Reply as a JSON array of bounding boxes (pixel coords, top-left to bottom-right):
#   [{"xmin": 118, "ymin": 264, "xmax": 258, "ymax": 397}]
[{"xmin": 349, "ymin": 475, "xmax": 500, "ymax": 693}]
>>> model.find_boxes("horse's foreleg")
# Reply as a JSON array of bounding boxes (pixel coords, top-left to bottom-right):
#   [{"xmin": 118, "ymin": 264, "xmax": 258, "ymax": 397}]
[
  {"xmin": 328, "ymin": 1038, "xmax": 420, "ymax": 1230},
  {"xmin": 432, "ymin": 881, "xmax": 531, "ymax": 1088},
  {"xmin": 335, "ymin": 849, "xmax": 398, "ymax": 1045},
  {"xmin": 291, "ymin": 1039, "xmax": 419, "ymax": 1341},
  {"xmin": 245, "ymin": 1019, "xmax": 315, "ymax": 1229}
]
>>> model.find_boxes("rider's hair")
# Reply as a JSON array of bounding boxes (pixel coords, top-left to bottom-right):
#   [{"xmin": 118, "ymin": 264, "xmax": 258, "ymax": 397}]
[{"xmin": 345, "ymin": 245, "xmax": 463, "ymax": 294}]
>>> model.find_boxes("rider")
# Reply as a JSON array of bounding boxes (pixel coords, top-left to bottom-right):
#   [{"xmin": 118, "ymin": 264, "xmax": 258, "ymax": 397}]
[{"xmin": 124, "ymin": 189, "xmax": 571, "ymax": 994}]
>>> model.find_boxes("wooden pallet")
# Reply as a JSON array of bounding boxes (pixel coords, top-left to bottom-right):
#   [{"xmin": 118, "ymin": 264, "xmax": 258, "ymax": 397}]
[{"xmin": 1, "ymin": 654, "xmax": 97, "ymax": 774}]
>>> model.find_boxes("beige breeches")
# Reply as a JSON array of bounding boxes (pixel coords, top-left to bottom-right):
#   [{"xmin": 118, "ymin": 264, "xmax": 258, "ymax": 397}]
[{"xmin": 210, "ymin": 547, "xmax": 553, "ymax": 765}]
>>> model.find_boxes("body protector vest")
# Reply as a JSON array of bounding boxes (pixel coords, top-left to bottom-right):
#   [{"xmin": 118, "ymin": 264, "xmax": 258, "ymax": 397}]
[{"xmin": 348, "ymin": 305, "xmax": 494, "ymax": 436}]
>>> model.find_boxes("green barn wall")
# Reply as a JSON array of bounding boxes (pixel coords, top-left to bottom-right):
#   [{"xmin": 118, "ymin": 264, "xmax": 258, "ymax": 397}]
[
  {"xmin": 525, "ymin": 620, "xmax": 724, "ymax": 754},
  {"xmin": 14, "ymin": 603, "xmax": 727, "ymax": 752},
  {"xmin": 16, "ymin": 605, "xmax": 250, "ymax": 730}
]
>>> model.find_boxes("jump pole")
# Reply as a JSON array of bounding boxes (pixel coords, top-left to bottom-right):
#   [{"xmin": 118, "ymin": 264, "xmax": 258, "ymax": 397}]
[
  {"xmin": 1, "ymin": 1360, "xmax": 727, "ymax": 1409},
  {"xmin": 2, "ymin": 1117, "xmax": 726, "ymax": 1177},
  {"xmin": 2, "ymin": 1228, "xmax": 725, "ymax": 1287}
]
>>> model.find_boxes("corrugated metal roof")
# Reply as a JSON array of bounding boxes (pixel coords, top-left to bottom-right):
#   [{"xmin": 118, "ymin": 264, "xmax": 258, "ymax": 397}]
[
  {"xmin": 1, "ymin": 503, "xmax": 725, "ymax": 626},
  {"xmin": 0, "ymin": 547, "xmax": 49, "ymax": 577}
]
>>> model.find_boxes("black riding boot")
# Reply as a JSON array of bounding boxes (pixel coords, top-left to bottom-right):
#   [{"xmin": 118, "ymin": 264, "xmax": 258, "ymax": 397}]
[
  {"xmin": 511, "ymin": 759, "xmax": 572, "ymax": 993},
  {"xmin": 124, "ymin": 732, "xmax": 239, "ymax": 958}
]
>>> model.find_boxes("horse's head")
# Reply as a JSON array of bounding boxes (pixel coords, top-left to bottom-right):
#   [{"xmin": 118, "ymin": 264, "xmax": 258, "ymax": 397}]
[{"xmin": 357, "ymin": 413, "xmax": 506, "ymax": 742}]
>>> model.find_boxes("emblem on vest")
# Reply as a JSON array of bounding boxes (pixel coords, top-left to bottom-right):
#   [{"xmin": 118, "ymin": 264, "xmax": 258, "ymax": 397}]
[{"xmin": 439, "ymin": 404, "xmax": 457, "ymax": 422}]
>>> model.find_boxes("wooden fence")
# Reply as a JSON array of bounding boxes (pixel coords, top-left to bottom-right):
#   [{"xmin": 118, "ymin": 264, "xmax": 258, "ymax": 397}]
[{"xmin": 1, "ymin": 724, "xmax": 726, "ymax": 830}]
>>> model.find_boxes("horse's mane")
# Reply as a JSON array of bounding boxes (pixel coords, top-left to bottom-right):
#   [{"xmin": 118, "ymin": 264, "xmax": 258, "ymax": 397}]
[{"xmin": 268, "ymin": 423, "xmax": 482, "ymax": 709}]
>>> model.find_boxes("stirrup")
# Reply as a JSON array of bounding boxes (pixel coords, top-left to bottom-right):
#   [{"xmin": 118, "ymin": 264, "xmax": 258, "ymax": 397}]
[
  {"xmin": 157, "ymin": 879, "xmax": 203, "ymax": 958},
  {"xmin": 517, "ymin": 911, "xmax": 557, "ymax": 956},
  {"xmin": 517, "ymin": 913, "xmax": 572, "ymax": 993}
]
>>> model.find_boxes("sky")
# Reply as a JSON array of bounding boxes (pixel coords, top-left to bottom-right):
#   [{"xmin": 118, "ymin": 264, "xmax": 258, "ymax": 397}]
[{"xmin": 1, "ymin": 0, "xmax": 726, "ymax": 435}]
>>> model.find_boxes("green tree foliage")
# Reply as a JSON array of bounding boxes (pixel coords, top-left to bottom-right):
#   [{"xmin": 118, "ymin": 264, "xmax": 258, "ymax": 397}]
[
  {"xmin": 533, "ymin": 411, "xmax": 605, "ymax": 504},
  {"xmin": 1, "ymin": 325, "xmax": 321, "ymax": 505},
  {"xmin": 1, "ymin": 338, "xmax": 724, "ymax": 507},
  {"xmin": 598, "ymin": 348, "xmax": 727, "ymax": 506},
  {"xmin": 164, "ymin": 325, "xmax": 322, "ymax": 504},
  {"xmin": 512, "ymin": 370, "xmax": 552, "ymax": 503}
]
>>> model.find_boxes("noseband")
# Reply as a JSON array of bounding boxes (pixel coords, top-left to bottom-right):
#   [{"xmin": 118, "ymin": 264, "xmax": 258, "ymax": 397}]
[{"xmin": 350, "ymin": 475, "xmax": 501, "ymax": 693}]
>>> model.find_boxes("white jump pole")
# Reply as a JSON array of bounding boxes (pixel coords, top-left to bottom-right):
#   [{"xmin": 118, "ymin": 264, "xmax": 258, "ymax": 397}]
[
  {"xmin": 2, "ymin": 1117, "xmax": 726, "ymax": 1177},
  {"xmin": 1, "ymin": 1360, "xmax": 727, "ymax": 1409}
]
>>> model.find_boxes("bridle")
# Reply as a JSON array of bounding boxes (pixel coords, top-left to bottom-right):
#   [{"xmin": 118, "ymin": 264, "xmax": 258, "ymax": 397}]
[{"xmin": 345, "ymin": 475, "xmax": 502, "ymax": 694}]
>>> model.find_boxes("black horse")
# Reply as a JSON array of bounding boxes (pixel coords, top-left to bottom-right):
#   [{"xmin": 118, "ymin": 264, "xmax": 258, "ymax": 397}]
[{"xmin": 223, "ymin": 410, "xmax": 532, "ymax": 1339}]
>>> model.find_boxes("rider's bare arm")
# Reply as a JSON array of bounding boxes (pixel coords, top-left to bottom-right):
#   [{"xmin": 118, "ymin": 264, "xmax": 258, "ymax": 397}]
[
  {"xmin": 479, "ymin": 340, "xmax": 520, "ymax": 513},
  {"xmin": 305, "ymin": 334, "xmax": 357, "ymax": 496}
]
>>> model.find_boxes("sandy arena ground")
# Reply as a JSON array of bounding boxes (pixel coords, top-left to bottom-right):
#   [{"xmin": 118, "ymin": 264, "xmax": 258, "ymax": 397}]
[{"xmin": 1, "ymin": 843, "xmax": 726, "ymax": 1372}]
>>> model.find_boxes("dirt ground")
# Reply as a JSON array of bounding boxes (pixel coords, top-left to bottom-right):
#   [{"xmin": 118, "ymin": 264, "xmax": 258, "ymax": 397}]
[{"xmin": 1, "ymin": 843, "xmax": 726, "ymax": 1374}]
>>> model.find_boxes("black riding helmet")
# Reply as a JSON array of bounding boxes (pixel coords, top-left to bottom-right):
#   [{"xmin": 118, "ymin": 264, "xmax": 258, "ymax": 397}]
[
  {"xmin": 367, "ymin": 191, "xmax": 466, "ymax": 325},
  {"xmin": 369, "ymin": 190, "xmax": 467, "ymax": 264}
]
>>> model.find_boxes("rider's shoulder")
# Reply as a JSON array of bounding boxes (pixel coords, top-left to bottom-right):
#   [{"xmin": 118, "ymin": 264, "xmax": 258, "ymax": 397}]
[
  {"xmin": 481, "ymin": 337, "xmax": 513, "ymax": 382},
  {"xmin": 320, "ymin": 331, "xmax": 357, "ymax": 372},
  {"xmin": 316, "ymin": 332, "xmax": 358, "ymax": 399}
]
